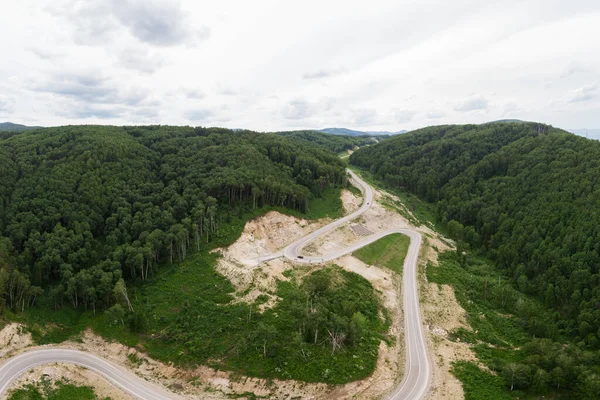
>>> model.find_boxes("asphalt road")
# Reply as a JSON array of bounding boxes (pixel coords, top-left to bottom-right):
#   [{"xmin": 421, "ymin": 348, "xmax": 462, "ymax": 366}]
[
  {"xmin": 0, "ymin": 349, "xmax": 182, "ymax": 399},
  {"xmin": 272, "ymin": 169, "xmax": 432, "ymax": 399},
  {"xmin": 0, "ymin": 169, "xmax": 430, "ymax": 399}
]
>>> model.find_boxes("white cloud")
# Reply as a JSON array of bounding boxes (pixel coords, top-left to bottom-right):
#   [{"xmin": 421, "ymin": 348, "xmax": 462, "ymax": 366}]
[
  {"xmin": 454, "ymin": 95, "xmax": 489, "ymax": 112},
  {"xmin": 303, "ymin": 67, "xmax": 347, "ymax": 80},
  {"xmin": 569, "ymin": 84, "xmax": 597, "ymax": 103},
  {"xmin": 426, "ymin": 111, "xmax": 445, "ymax": 119},
  {"xmin": 0, "ymin": 0, "xmax": 599, "ymax": 130},
  {"xmin": 394, "ymin": 109, "xmax": 416, "ymax": 123},
  {"xmin": 185, "ymin": 109, "xmax": 214, "ymax": 121},
  {"xmin": 0, "ymin": 96, "xmax": 15, "ymax": 115}
]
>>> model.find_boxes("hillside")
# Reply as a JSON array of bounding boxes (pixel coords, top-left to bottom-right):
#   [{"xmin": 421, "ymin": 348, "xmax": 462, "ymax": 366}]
[
  {"xmin": 278, "ymin": 130, "xmax": 377, "ymax": 153},
  {"xmin": 0, "ymin": 125, "xmax": 347, "ymax": 311},
  {"xmin": 319, "ymin": 127, "xmax": 407, "ymax": 136},
  {"xmin": 0, "ymin": 122, "xmax": 41, "ymax": 132},
  {"xmin": 0, "ymin": 125, "xmax": 396, "ymax": 385},
  {"xmin": 351, "ymin": 122, "xmax": 600, "ymax": 396},
  {"xmin": 351, "ymin": 122, "xmax": 600, "ymax": 331}
]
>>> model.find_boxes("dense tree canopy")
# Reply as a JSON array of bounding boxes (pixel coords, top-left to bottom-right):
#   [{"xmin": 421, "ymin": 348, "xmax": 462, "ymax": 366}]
[
  {"xmin": 351, "ymin": 122, "xmax": 600, "ymax": 347},
  {"xmin": 0, "ymin": 125, "xmax": 347, "ymax": 315},
  {"xmin": 277, "ymin": 130, "xmax": 378, "ymax": 154}
]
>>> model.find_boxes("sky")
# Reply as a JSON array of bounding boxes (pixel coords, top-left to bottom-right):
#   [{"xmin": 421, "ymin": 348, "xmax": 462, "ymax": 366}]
[{"xmin": 0, "ymin": 0, "xmax": 599, "ymax": 132}]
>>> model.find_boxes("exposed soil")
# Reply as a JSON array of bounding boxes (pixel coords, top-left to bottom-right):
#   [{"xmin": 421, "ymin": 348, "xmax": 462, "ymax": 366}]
[
  {"xmin": 0, "ymin": 323, "xmax": 32, "ymax": 359},
  {"xmin": 305, "ymin": 190, "xmax": 409, "ymax": 257},
  {"xmin": 341, "ymin": 188, "xmax": 361, "ymax": 214},
  {"xmin": 215, "ymin": 211, "xmax": 329, "ymax": 308},
  {"xmin": 416, "ymin": 235, "xmax": 476, "ymax": 400}
]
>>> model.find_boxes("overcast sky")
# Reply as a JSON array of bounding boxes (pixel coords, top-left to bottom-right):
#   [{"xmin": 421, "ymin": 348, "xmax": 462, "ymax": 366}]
[{"xmin": 0, "ymin": 0, "xmax": 599, "ymax": 131}]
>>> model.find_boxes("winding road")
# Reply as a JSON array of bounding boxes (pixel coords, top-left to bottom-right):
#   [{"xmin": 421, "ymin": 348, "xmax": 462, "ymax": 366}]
[
  {"xmin": 0, "ymin": 169, "xmax": 431, "ymax": 399},
  {"xmin": 0, "ymin": 349, "xmax": 182, "ymax": 400}
]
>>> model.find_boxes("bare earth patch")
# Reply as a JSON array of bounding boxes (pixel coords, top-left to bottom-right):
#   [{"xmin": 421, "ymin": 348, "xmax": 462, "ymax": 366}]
[
  {"xmin": 341, "ymin": 188, "xmax": 361, "ymax": 214},
  {"xmin": 0, "ymin": 323, "xmax": 32, "ymax": 359},
  {"xmin": 416, "ymin": 236, "xmax": 476, "ymax": 400},
  {"xmin": 215, "ymin": 211, "xmax": 329, "ymax": 307}
]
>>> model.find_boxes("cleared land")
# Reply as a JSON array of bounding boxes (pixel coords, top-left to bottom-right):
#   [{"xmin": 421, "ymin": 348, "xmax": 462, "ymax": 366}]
[{"xmin": 353, "ymin": 233, "xmax": 410, "ymax": 274}]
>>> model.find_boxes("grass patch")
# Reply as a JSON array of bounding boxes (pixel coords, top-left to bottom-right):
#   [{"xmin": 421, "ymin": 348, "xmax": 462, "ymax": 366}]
[
  {"xmin": 134, "ymin": 264, "xmax": 386, "ymax": 383},
  {"xmin": 346, "ymin": 181, "xmax": 362, "ymax": 197},
  {"xmin": 427, "ymin": 252, "xmax": 558, "ymax": 350},
  {"xmin": 304, "ymin": 186, "xmax": 344, "ymax": 220},
  {"xmin": 353, "ymin": 233, "xmax": 410, "ymax": 274},
  {"xmin": 451, "ymin": 361, "xmax": 514, "ymax": 400},
  {"xmin": 427, "ymin": 252, "xmax": 572, "ymax": 398}
]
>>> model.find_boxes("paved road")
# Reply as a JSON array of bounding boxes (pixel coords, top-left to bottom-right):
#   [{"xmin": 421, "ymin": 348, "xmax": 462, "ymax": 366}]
[
  {"xmin": 256, "ymin": 170, "xmax": 374, "ymax": 265},
  {"xmin": 0, "ymin": 349, "xmax": 182, "ymax": 399},
  {"xmin": 265, "ymin": 169, "xmax": 432, "ymax": 399},
  {"xmin": 0, "ymin": 169, "xmax": 430, "ymax": 400}
]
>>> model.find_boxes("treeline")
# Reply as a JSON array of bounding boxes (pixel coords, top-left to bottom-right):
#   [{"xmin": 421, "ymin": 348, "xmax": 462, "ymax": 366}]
[
  {"xmin": 277, "ymin": 130, "xmax": 378, "ymax": 153},
  {"xmin": 351, "ymin": 122, "xmax": 600, "ymax": 395},
  {"xmin": 0, "ymin": 125, "xmax": 347, "ymax": 315}
]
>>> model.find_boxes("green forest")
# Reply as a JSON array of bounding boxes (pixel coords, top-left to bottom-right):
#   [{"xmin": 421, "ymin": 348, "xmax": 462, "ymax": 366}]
[
  {"xmin": 350, "ymin": 122, "xmax": 600, "ymax": 397},
  {"xmin": 0, "ymin": 125, "xmax": 348, "ymax": 315},
  {"xmin": 277, "ymin": 130, "xmax": 378, "ymax": 154},
  {"xmin": 0, "ymin": 125, "xmax": 390, "ymax": 383}
]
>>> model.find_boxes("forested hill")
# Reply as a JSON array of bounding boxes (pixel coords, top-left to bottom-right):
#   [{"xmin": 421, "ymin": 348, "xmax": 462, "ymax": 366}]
[
  {"xmin": 277, "ymin": 130, "xmax": 378, "ymax": 153},
  {"xmin": 0, "ymin": 125, "xmax": 347, "ymax": 313},
  {"xmin": 350, "ymin": 122, "xmax": 600, "ymax": 346},
  {"xmin": 0, "ymin": 122, "xmax": 41, "ymax": 132}
]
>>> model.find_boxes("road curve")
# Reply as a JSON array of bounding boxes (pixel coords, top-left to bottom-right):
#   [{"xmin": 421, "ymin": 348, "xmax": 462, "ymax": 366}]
[
  {"xmin": 269, "ymin": 169, "xmax": 432, "ymax": 399},
  {"xmin": 0, "ymin": 349, "xmax": 182, "ymax": 399},
  {"xmin": 0, "ymin": 169, "xmax": 430, "ymax": 400}
]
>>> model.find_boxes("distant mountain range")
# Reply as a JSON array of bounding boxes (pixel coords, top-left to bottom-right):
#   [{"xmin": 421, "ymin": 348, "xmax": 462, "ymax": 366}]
[
  {"xmin": 0, "ymin": 122, "xmax": 42, "ymax": 132},
  {"xmin": 319, "ymin": 128, "xmax": 407, "ymax": 136}
]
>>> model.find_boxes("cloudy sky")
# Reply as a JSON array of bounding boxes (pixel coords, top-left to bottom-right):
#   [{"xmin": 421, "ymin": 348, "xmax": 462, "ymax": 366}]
[{"xmin": 0, "ymin": 0, "xmax": 599, "ymax": 131}]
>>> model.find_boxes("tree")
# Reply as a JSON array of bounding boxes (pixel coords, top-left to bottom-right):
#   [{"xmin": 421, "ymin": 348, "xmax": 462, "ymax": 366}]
[
  {"xmin": 113, "ymin": 279, "xmax": 133, "ymax": 312},
  {"xmin": 105, "ymin": 304, "xmax": 126, "ymax": 326},
  {"xmin": 531, "ymin": 368, "xmax": 550, "ymax": 393},
  {"xmin": 253, "ymin": 323, "xmax": 278, "ymax": 358},
  {"xmin": 503, "ymin": 363, "xmax": 530, "ymax": 391}
]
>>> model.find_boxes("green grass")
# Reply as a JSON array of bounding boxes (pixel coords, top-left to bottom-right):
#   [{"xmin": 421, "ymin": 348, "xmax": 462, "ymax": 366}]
[
  {"xmin": 132, "ymin": 264, "xmax": 386, "ymax": 383},
  {"xmin": 353, "ymin": 234, "xmax": 410, "ymax": 274},
  {"xmin": 304, "ymin": 186, "xmax": 344, "ymax": 219},
  {"xmin": 346, "ymin": 181, "xmax": 363, "ymax": 197},
  {"xmin": 452, "ymin": 361, "xmax": 515, "ymax": 400},
  {"xmin": 9, "ymin": 379, "xmax": 102, "ymax": 400},
  {"xmin": 427, "ymin": 252, "xmax": 558, "ymax": 350},
  {"xmin": 427, "ymin": 252, "xmax": 565, "ymax": 398}
]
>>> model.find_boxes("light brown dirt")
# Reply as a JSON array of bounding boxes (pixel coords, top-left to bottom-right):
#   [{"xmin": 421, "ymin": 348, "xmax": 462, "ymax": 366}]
[
  {"xmin": 0, "ymin": 323, "xmax": 32, "ymax": 358},
  {"xmin": 341, "ymin": 188, "xmax": 362, "ymax": 214},
  {"xmin": 221, "ymin": 211, "xmax": 329, "ymax": 261},
  {"xmin": 215, "ymin": 211, "xmax": 329, "ymax": 309},
  {"xmin": 306, "ymin": 190, "xmax": 410, "ymax": 257},
  {"xmin": 416, "ymin": 235, "xmax": 475, "ymax": 400}
]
